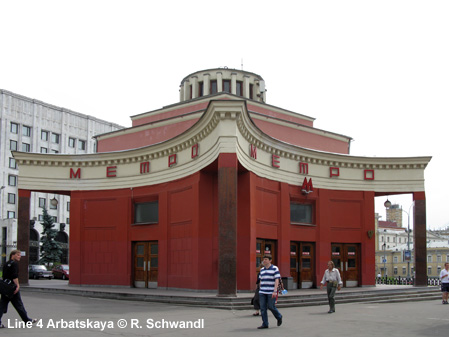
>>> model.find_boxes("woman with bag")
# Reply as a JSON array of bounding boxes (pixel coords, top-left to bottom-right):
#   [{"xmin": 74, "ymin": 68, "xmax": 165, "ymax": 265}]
[{"xmin": 251, "ymin": 264, "xmax": 263, "ymax": 316}]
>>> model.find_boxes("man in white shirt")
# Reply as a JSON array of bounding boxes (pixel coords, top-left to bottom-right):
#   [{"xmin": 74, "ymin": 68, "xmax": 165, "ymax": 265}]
[
  {"xmin": 439, "ymin": 262, "xmax": 449, "ymax": 304},
  {"xmin": 320, "ymin": 260, "xmax": 343, "ymax": 313}
]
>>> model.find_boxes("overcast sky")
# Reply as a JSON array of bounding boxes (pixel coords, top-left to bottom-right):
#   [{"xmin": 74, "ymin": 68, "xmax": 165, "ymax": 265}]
[{"xmin": 1, "ymin": 1, "xmax": 448, "ymax": 229}]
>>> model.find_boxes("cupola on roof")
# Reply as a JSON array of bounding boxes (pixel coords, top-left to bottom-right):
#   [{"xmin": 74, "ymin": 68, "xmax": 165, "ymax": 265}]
[{"xmin": 179, "ymin": 67, "xmax": 266, "ymax": 103}]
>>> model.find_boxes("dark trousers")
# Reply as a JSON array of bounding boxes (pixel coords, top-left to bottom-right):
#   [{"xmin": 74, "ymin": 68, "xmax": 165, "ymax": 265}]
[
  {"xmin": 0, "ymin": 292, "xmax": 31, "ymax": 324},
  {"xmin": 326, "ymin": 283, "xmax": 338, "ymax": 311},
  {"xmin": 259, "ymin": 293, "xmax": 282, "ymax": 327}
]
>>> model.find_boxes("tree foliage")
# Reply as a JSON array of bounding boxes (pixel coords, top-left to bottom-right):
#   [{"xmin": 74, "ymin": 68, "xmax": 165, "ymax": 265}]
[{"xmin": 38, "ymin": 207, "xmax": 62, "ymax": 265}]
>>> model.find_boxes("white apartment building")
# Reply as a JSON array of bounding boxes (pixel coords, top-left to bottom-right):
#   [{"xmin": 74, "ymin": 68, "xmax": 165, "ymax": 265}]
[{"xmin": 0, "ymin": 89, "xmax": 123, "ymax": 266}]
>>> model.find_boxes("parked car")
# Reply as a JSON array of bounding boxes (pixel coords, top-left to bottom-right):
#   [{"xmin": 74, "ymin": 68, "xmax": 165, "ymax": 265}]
[
  {"xmin": 29, "ymin": 265, "xmax": 53, "ymax": 279},
  {"xmin": 52, "ymin": 264, "xmax": 69, "ymax": 280}
]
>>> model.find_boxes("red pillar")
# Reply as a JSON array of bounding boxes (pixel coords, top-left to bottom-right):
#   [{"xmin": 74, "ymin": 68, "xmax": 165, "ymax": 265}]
[
  {"xmin": 413, "ymin": 192, "xmax": 427, "ymax": 286},
  {"xmin": 17, "ymin": 189, "xmax": 31, "ymax": 285},
  {"xmin": 217, "ymin": 153, "xmax": 238, "ymax": 296}
]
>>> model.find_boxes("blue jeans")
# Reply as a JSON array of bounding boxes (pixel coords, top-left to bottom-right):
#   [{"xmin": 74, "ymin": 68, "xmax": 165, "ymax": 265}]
[{"xmin": 259, "ymin": 293, "xmax": 282, "ymax": 327}]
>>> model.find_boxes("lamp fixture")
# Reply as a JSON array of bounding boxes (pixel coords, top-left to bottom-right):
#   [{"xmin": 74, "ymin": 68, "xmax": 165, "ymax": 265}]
[{"xmin": 50, "ymin": 195, "xmax": 58, "ymax": 207}]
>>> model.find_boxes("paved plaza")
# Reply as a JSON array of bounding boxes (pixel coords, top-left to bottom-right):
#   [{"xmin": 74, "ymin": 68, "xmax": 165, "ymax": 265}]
[{"xmin": 0, "ymin": 289, "xmax": 447, "ymax": 337}]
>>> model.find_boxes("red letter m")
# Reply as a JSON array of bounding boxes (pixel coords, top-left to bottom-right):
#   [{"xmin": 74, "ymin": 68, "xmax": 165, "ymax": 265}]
[
  {"xmin": 301, "ymin": 177, "xmax": 314, "ymax": 194},
  {"xmin": 250, "ymin": 144, "xmax": 257, "ymax": 159},
  {"xmin": 70, "ymin": 168, "xmax": 81, "ymax": 179}
]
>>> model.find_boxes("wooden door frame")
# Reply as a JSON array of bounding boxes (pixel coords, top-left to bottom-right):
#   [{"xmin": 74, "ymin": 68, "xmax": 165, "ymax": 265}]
[
  {"xmin": 331, "ymin": 243, "xmax": 360, "ymax": 287},
  {"xmin": 133, "ymin": 241, "xmax": 158, "ymax": 288}
]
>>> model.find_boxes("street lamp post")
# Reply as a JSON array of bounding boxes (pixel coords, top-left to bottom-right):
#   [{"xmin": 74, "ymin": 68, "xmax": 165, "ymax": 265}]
[
  {"xmin": 0, "ymin": 185, "xmax": 5, "ymax": 219},
  {"xmin": 384, "ymin": 199, "xmax": 414, "ymax": 283},
  {"xmin": 403, "ymin": 203, "xmax": 415, "ymax": 282}
]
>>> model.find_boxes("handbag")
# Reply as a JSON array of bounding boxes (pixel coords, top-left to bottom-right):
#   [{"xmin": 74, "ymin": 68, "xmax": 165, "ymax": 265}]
[{"xmin": 0, "ymin": 279, "xmax": 17, "ymax": 298}]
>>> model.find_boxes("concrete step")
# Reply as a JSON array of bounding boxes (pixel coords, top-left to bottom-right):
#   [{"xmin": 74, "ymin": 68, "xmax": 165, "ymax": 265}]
[{"xmin": 23, "ymin": 286, "xmax": 441, "ymax": 310}]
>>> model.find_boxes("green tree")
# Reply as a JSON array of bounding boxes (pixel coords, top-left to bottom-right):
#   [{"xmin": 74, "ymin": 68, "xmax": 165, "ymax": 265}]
[{"xmin": 38, "ymin": 207, "xmax": 62, "ymax": 266}]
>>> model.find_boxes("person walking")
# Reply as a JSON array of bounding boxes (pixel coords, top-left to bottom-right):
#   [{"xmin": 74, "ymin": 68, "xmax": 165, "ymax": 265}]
[
  {"xmin": 320, "ymin": 260, "xmax": 343, "ymax": 313},
  {"xmin": 440, "ymin": 262, "xmax": 449, "ymax": 304},
  {"xmin": 0, "ymin": 250, "xmax": 37, "ymax": 328},
  {"xmin": 257, "ymin": 254, "xmax": 282, "ymax": 329}
]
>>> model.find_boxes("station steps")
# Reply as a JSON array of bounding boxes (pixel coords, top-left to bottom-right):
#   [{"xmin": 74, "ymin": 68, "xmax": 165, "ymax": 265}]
[{"xmin": 23, "ymin": 285, "xmax": 441, "ymax": 310}]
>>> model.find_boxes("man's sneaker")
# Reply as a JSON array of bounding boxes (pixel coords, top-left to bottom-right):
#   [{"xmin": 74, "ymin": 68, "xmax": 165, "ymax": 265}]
[
  {"xmin": 277, "ymin": 317, "xmax": 283, "ymax": 326},
  {"xmin": 0, "ymin": 324, "xmax": 5, "ymax": 328},
  {"xmin": 257, "ymin": 325, "xmax": 269, "ymax": 329}
]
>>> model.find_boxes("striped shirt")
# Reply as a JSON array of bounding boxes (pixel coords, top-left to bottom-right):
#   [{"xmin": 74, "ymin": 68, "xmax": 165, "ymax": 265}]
[{"xmin": 259, "ymin": 265, "xmax": 281, "ymax": 295}]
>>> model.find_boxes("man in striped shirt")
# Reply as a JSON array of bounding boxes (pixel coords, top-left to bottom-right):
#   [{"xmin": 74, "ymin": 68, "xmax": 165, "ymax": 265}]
[{"xmin": 257, "ymin": 254, "xmax": 283, "ymax": 329}]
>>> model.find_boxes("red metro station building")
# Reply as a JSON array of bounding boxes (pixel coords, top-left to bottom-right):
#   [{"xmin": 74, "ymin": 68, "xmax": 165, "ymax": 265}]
[{"xmin": 14, "ymin": 68, "xmax": 431, "ymax": 294}]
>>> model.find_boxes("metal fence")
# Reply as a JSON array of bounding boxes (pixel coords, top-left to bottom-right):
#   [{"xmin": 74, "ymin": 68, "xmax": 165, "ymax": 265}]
[{"xmin": 375, "ymin": 276, "xmax": 441, "ymax": 286}]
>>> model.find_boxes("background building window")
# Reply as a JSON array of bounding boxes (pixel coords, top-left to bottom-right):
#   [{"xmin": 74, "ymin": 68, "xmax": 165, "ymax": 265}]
[
  {"xmin": 10, "ymin": 122, "xmax": 19, "ymax": 134},
  {"xmin": 50, "ymin": 201, "xmax": 58, "ymax": 210},
  {"xmin": 402, "ymin": 267, "xmax": 406, "ymax": 275},
  {"xmin": 67, "ymin": 202, "xmax": 70, "ymax": 211},
  {"xmin": 41, "ymin": 130, "xmax": 49, "ymax": 141},
  {"xmin": 51, "ymin": 149, "xmax": 59, "ymax": 154},
  {"xmin": 7, "ymin": 211, "xmax": 15, "ymax": 219},
  {"xmin": 393, "ymin": 256, "xmax": 398, "ymax": 263},
  {"xmin": 8, "ymin": 175, "xmax": 17, "ymax": 186},
  {"xmin": 10, "ymin": 140, "xmax": 18, "ymax": 151},
  {"xmin": 428, "ymin": 267, "xmax": 432, "ymax": 275},
  {"xmin": 134, "ymin": 201, "xmax": 158, "ymax": 224},
  {"xmin": 198, "ymin": 81, "xmax": 203, "ymax": 97},
  {"xmin": 68, "ymin": 137, "xmax": 76, "ymax": 148},
  {"xmin": 437, "ymin": 255, "xmax": 442, "ymax": 262},
  {"xmin": 427, "ymin": 256, "xmax": 432, "ymax": 263},
  {"xmin": 66, "ymin": 218, "xmax": 70, "ymax": 224},
  {"xmin": 9, "ymin": 158, "xmax": 17, "ymax": 169},
  {"xmin": 51, "ymin": 133, "xmax": 60, "ymax": 144},
  {"xmin": 290, "ymin": 203, "xmax": 313, "ymax": 224},
  {"xmin": 39, "ymin": 198, "xmax": 46, "ymax": 208},
  {"xmin": 22, "ymin": 125, "xmax": 31, "ymax": 137},
  {"xmin": 7, "ymin": 193, "xmax": 16, "ymax": 204},
  {"xmin": 78, "ymin": 140, "xmax": 86, "ymax": 150},
  {"xmin": 22, "ymin": 143, "xmax": 31, "ymax": 152},
  {"xmin": 41, "ymin": 147, "xmax": 48, "ymax": 153}
]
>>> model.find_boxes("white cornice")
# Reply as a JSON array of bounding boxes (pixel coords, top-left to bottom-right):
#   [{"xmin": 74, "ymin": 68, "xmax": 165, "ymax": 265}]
[{"xmin": 14, "ymin": 100, "xmax": 431, "ymax": 193}]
